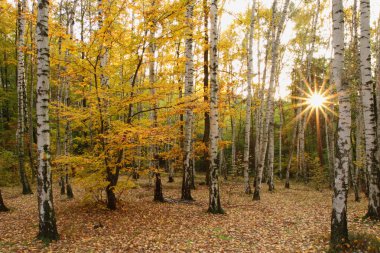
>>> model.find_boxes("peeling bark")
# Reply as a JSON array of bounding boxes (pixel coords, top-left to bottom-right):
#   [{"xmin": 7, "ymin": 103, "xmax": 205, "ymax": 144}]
[
  {"xmin": 181, "ymin": 1, "xmax": 194, "ymax": 201},
  {"xmin": 359, "ymin": 0, "xmax": 380, "ymax": 219},
  {"xmin": 330, "ymin": 0, "xmax": 350, "ymax": 247},
  {"xmin": 254, "ymin": 0, "xmax": 289, "ymax": 200},
  {"xmin": 17, "ymin": 0, "xmax": 33, "ymax": 195},
  {"xmin": 243, "ymin": 0, "xmax": 256, "ymax": 194},
  {"xmin": 208, "ymin": 0, "xmax": 224, "ymax": 214},
  {"xmin": 36, "ymin": 0, "xmax": 59, "ymax": 241}
]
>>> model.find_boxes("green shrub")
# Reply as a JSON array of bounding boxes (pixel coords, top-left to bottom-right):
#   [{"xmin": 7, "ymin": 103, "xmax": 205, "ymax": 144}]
[{"xmin": 0, "ymin": 149, "xmax": 19, "ymax": 186}]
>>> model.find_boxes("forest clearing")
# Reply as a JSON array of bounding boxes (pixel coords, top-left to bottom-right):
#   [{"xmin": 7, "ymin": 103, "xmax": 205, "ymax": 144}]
[
  {"xmin": 1, "ymin": 0, "xmax": 380, "ymax": 251},
  {"xmin": 1, "ymin": 177, "xmax": 379, "ymax": 252}
]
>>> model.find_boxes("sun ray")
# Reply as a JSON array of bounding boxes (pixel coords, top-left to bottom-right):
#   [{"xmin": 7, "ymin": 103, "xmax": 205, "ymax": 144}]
[{"xmin": 288, "ymin": 78, "xmax": 337, "ymax": 129}]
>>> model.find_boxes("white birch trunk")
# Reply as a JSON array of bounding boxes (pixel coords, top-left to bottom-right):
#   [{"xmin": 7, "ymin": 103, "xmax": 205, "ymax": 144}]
[
  {"xmin": 98, "ymin": 0, "xmax": 109, "ymax": 88},
  {"xmin": 267, "ymin": 121, "xmax": 274, "ymax": 191},
  {"xmin": 243, "ymin": 0, "xmax": 256, "ymax": 194},
  {"xmin": 254, "ymin": 2, "xmax": 274, "ymax": 174},
  {"xmin": 278, "ymin": 99, "xmax": 283, "ymax": 179},
  {"xmin": 182, "ymin": 1, "xmax": 194, "ymax": 201},
  {"xmin": 359, "ymin": 0, "xmax": 380, "ymax": 219},
  {"xmin": 231, "ymin": 113, "xmax": 237, "ymax": 176},
  {"xmin": 325, "ymin": 120, "xmax": 333, "ymax": 188},
  {"xmin": 253, "ymin": 0, "xmax": 290, "ymax": 200},
  {"xmin": 17, "ymin": 0, "xmax": 32, "ymax": 195},
  {"xmin": 36, "ymin": 0, "xmax": 59, "ymax": 240},
  {"xmin": 331, "ymin": 0, "xmax": 350, "ymax": 246},
  {"xmin": 208, "ymin": 0, "xmax": 223, "ymax": 214}
]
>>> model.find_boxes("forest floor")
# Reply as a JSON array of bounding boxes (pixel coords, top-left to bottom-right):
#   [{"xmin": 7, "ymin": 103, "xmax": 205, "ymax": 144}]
[{"xmin": 0, "ymin": 176, "xmax": 379, "ymax": 253}]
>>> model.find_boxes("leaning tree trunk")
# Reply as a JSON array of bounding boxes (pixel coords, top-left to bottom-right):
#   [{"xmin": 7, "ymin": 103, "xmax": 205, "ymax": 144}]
[
  {"xmin": 330, "ymin": 0, "xmax": 350, "ymax": 247},
  {"xmin": 36, "ymin": 0, "xmax": 59, "ymax": 241},
  {"xmin": 255, "ymin": 26, "xmax": 271, "ymax": 172},
  {"xmin": 0, "ymin": 190, "xmax": 9, "ymax": 212},
  {"xmin": 181, "ymin": 1, "xmax": 194, "ymax": 201},
  {"xmin": 243, "ymin": 0, "xmax": 256, "ymax": 194},
  {"xmin": 254, "ymin": 0, "xmax": 278, "ymax": 199},
  {"xmin": 208, "ymin": 0, "xmax": 223, "ymax": 214},
  {"xmin": 17, "ymin": 0, "xmax": 32, "ymax": 195},
  {"xmin": 359, "ymin": 0, "xmax": 380, "ymax": 219},
  {"xmin": 253, "ymin": 0, "xmax": 290, "ymax": 200}
]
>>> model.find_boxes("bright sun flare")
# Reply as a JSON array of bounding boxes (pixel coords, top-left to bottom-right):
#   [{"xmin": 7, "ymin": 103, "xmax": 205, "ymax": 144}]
[
  {"xmin": 308, "ymin": 93, "xmax": 326, "ymax": 108},
  {"xmin": 290, "ymin": 72, "xmax": 338, "ymax": 126}
]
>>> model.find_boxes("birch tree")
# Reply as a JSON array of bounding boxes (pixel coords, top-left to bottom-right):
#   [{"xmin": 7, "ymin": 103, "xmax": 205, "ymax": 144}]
[
  {"xmin": 278, "ymin": 99, "xmax": 283, "ymax": 179},
  {"xmin": 36, "ymin": 0, "xmax": 59, "ymax": 241},
  {"xmin": 17, "ymin": 0, "xmax": 33, "ymax": 195},
  {"xmin": 253, "ymin": 0, "xmax": 290, "ymax": 200},
  {"xmin": 208, "ymin": 0, "xmax": 223, "ymax": 214},
  {"xmin": 330, "ymin": 0, "xmax": 351, "ymax": 246},
  {"xmin": 181, "ymin": 0, "xmax": 194, "ymax": 201},
  {"xmin": 359, "ymin": 0, "xmax": 380, "ymax": 219},
  {"xmin": 203, "ymin": 0, "xmax": 211, "ymax": 186},
  {"xmin": 243, "ymin": 0, "xmax": 256, "ymax": 194}
]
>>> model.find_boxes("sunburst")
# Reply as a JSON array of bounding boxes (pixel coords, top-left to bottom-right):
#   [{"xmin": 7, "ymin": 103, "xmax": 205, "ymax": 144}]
[
  {"xmin": 290, "ymin": 71, "xmax": 338, "ymax": 126},
  {"xmin": 289, "ymin": 71, "xmax": 338, "ymax": 164}
]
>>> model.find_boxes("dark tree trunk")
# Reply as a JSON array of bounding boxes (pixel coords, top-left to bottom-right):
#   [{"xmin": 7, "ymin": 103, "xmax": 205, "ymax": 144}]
[
  {"xmin": 60, "ymin": 176, "xmax": 65, "ymax": 195},
  {"xmin": 154, "ymin": 173, "xmax": 165, "ymax": 202},
  {"xmin": 331, "ymin": 209, "xmax": 349, "ymax": 247},
  {"xmin": 105, "ymin": 156, "xmax": 121, "ymax": 210},
  {"xmin": 253, "ymin": 188, "xmax": 261, "ymax": 200},
  {"xmin": 182, "ymin": 162, "xmax": 194, "ymax": 201},
  {"xmin": 66, "ymin": 173, "xmax": 74, "ymax": 199},
  {"xmin": 133, "ymin": 170, "xmax": 140, "ymax": 180},
  {"xmin": 106, "ymin": 185, "xmax": 117, "ymax": 210},
  {"xmin": 0, "ymin": 190, "xmax": 9, "ymax": 212}
]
